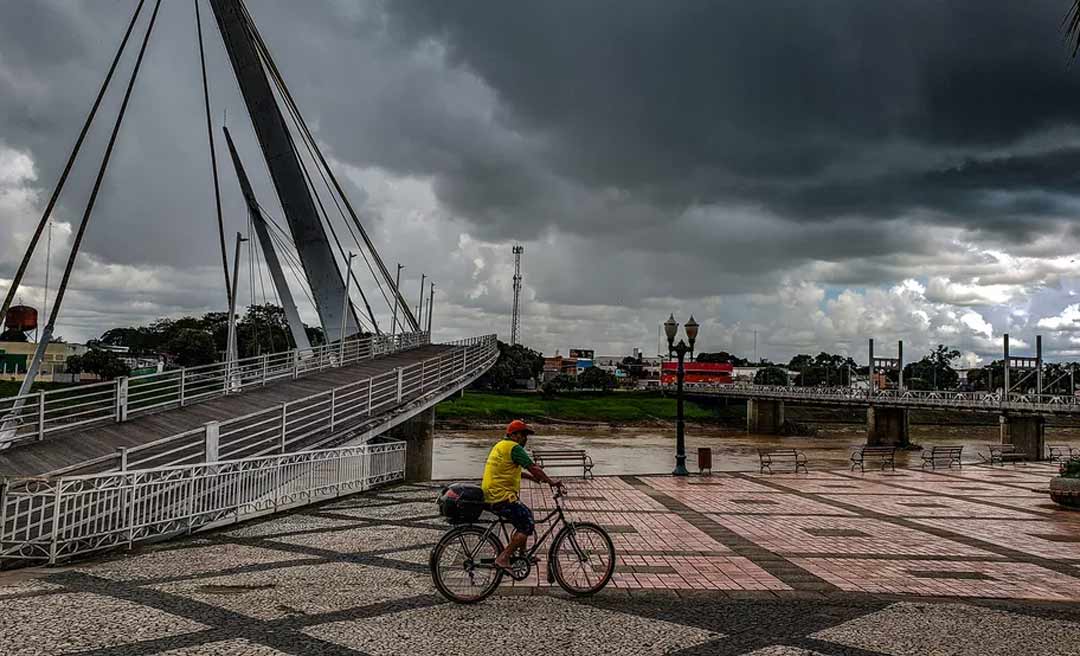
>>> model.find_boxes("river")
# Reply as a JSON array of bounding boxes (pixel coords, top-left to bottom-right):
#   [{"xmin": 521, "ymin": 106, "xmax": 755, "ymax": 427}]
[{"xmin": 431, "ymin": 424, "xmax": 1080, "ymax": 480}]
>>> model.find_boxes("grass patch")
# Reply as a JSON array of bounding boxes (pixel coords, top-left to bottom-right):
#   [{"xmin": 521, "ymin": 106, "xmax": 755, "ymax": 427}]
[
  {"xmin": 0, "ymin": 380, "xmax": 79, "ymax": 396},
  {"xmin": 436, "ymin": 391, "xmax": 720, "ymax": 423}
]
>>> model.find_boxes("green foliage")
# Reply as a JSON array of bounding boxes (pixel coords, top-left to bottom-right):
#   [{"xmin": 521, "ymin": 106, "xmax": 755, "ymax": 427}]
[
  {"xmin": 437, "ymin": 391, "xmax": 720, "ymax": 423},
  {"xmin": 697, "ymin": 351, "xmax": 749, "ymax": 366},
  {"xmin": 577, "ymin": 366, "xmax": 616, "ymax": 390},
  {"xmin": 65, "ymin": 349, "xmax": 131, "ymax": 380},
  {"xmin": 754, "ymin": 365, "xmax": 789, "ymax": 386},
  {"xmin": 0, "ymin": 329, "xmax": 28, "ymax": 342},
  {"xmin": 471, "ymin": 341, "xmax": 544, "ymax": 392},
  {"xmin": 903, "ymin": 345, "xmax": 961, "ymax": 391},
  {"xmin": 166, "ymin": 329, "xmax": 217, "ymax": 368},
  {"xmin": 1061, "ymin": 458, "xmax": 1080, "ymax": 479},
  {"xmin": 542, "ymin": 374, "xmax": 577, "ymax": 396},
  {"xmin": 788, "ymin": 352, "xmax": 856, "ymax": 386}
]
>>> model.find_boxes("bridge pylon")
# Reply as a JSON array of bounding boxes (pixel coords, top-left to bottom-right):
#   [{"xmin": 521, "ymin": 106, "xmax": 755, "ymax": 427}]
[
  {"xmin": 866, "ymin": 338, "xmax": 909, "ymax": 447},
  {"xmin": 1000, "ymin": 333, "xmax": 1046, "ymax": 460}
]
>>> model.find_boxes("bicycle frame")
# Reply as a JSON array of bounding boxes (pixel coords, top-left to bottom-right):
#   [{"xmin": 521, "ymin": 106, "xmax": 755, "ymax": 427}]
[{"xmin": 462, "ymin": 489, "xmax": 581, "ymax": 566}]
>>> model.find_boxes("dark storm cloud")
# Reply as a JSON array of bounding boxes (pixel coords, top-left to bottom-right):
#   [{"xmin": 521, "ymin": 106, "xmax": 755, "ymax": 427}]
[{"xmin": 385, "ymin": 0, "xmax": 1080, "ymax": 233}]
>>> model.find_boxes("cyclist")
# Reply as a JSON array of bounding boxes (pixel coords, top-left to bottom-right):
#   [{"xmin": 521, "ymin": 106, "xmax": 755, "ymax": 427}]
[{"xmin": 482, "ymin": 419, "xmax": 562, "ymax": 573}]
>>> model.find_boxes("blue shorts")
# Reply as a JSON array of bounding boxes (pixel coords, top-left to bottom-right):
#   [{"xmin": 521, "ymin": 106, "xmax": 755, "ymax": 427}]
[{"xmin": 491, "ymin": 500, "xmax": 535, "ymax": 536}]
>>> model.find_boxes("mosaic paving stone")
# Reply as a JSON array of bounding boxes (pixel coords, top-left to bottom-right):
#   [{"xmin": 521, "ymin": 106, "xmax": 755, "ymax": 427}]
[
  {"xmin": 303, "ymin": 595, "xmax": 724, "ymax": 655},
  {"xmin": 273, "ymin": 522, "xmax": 446, "ymax": 555},
  {"xmin": 760, "ymin": 477, "xmax": 928, "ymax": 495},
  {"xmin": 790, "ymin": 558, "xmax": 1080, "ymax": 600},
  {"xmin": 573, "ymin": 510, "xmax": 732, "ymax": 554},
  {"xmin": 80, "ymin": 542, "xmax": 302, "ymax": 582},
  {"xmin": 319, "ymin": 500, "xmax": 441, "ymax": 520},
  {"xmin": 913, "ymin": 518, "xmax": 1080, "ymax": 560},
  {"xmin": 151, "ymin": 561, "xmax": 429, "ymax": 621},
  {"xmin": 643, "ymin": 474, "xmax": 780, "ymax": 493},
  {"xmin": 610, "ymin": 554, "xmax": 790, "ymax": 591},
  {"xmin": 219, "ymin": 511, "xmax": 358, "ymax": 539},
  {"xmin": 663, "ymin": 491, "xmax": 855, "ymax": 516},
  {"xmin": 155, "ymin": 639, "xmax": 292, "ymax": 655},
  {"xmin": 821, "ymin": 494, "xmax": 1041, "ymax": 519},
  {"xmin": 880, "ymin": 478, "xmax": 1044, "ymax": 497},
  {"xmin": 974, "ymin": 494, "xmax": 1080, "ymax": 517},
  {"xmin": 707, "ymin": 515, "xmax": 998, "ymax": 557},
  {"xmin": 0, "ymin": 591, "xmax": 206, "ymax": 656},
  {"xmin": 811, "ymin": 602, "xmax": 1080, "ymax": 655},
  {"xmin": 742, "ymin": 648, "xmax": 827, "ymax": 656},
  {"xmin": 520, "ymin": 486, "xmax": 669, "ymax": 512},
  {"xmin": 0, "ymin": 579, "xmax": 64, "ymax": 598}
]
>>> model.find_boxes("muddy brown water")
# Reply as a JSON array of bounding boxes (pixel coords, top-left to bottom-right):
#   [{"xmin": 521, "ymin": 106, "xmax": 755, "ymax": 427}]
[{"xmin": 432, "ymin": 424, "xmax": 1080, "ymax": 480}]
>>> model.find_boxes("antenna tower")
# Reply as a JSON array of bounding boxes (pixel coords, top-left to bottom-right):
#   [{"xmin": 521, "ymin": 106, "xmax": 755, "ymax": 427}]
[{"xmin": 510, "ymin": 245, "xmax": 524, "ymax": 345}]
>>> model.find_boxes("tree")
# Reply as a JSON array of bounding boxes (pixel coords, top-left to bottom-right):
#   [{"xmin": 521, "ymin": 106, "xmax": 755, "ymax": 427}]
[
  {"xmin": 578, "ymin": 366, "xmax": 617, "ymax": 390},
  {"xmin": 790, "ymin": 352, "xmax": 856, "ymax": 386},
  {"xmin": 67, "ymin": 349, "xmax": 130, "ymax": 380},
  {"xmin": 542, "ymin": 373, "xmax": 577, "ymax": 396},
  {"xmin": 166, "ymin": 329, "xmax": 217, "ymax": 368},
  {"xmin": 697, "ymin": 351, "xmax": 749, "ymax": 366},
  {"xmin": 754, "ymin": 366, "xmax": 789, "ymax": 386},
  {"xmin": 471, "ymin": 341, "xmax": 544, "ymax": 392},
  {"xmin": 902, "ymin": 345, "xmax": 960, "ymax": 390},
  {"xmin": 0, "ymin": 329, "xmax": 28, "ymax": 342}
]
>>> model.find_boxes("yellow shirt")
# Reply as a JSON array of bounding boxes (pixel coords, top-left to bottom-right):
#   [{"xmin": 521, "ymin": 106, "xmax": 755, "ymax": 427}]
[{"xmin": 481, "ymin": 438, "xmax": 534, "ymax": 503}]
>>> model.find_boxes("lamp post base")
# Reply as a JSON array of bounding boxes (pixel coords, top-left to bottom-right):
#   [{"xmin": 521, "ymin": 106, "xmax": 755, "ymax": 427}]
[{"xmin": 672, "ymin": 455, "xmax": 689, "ymax": 477}]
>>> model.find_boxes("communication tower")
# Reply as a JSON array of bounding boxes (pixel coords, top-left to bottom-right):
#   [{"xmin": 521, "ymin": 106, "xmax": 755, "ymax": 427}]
[{"xmin": 510, "ymin": 245, "xmax": 524, "ymax": 345}]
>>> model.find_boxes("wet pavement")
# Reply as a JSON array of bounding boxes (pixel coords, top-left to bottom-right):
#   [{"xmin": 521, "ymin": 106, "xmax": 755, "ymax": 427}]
[{"xmin": 2, "ymin": 462, "xmax": 1080, "ymax": 654}]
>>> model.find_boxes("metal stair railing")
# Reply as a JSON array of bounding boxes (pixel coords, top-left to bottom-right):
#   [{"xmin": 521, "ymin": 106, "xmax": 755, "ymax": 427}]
[
  {"xmin": 0, "ymin": 331, "xmax": 431, "ymax": 449},
  {"xmin": 0, "ymin": 441, "xmax": 405, "ymax": 565},
  {"xmin": 39, "ymin": 335, "xmax": 498, "ymax": 477}
]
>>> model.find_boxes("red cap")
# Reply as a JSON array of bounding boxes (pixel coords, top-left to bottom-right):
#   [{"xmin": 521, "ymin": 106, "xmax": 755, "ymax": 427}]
[{"xmin": 505, "ymin": 419, "xmax": 535, "ymax": 436}]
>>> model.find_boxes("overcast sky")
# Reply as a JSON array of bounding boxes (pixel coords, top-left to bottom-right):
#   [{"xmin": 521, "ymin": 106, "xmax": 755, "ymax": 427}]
[{"xmin": 4, "ymin": 0, "xmax": 1080, "ymax": 365}]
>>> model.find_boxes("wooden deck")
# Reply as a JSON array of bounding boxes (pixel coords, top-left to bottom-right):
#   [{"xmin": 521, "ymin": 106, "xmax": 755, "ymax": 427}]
[{"xmin": 0, "ymin": 345, "xmax": 454, "ymax": 478}]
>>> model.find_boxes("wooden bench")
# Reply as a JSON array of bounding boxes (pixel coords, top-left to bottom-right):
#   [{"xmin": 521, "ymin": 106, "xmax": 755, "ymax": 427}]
[
  {"xmin": 758, "ymin": 448, "xmax": 807, "ymax": 474},
  {"xmin": 921, "ymin": 445, "xmax": 963, "ymax": 470},
  {"xmin": 985, "ymin": 444, "xmax": 1026, "ymax": 466},
  {"xmin": 850, "ymin": 446, "xmax": 896, "ymax": 472},
  {"xmin": 533, "ymin": 449, "xmax": 595, "ymax": 479},
  {"xmin": 1048, "ymin": 445, "xmax": 1079, "ymax": 463}
]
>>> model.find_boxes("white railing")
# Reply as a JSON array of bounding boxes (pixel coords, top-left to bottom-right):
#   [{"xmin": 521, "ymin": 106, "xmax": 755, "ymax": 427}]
[
  {"xmin": 43, "ymin": 335, "xmax": 498, "ymax": 477},
  {"xmin": 0, "ymin": 331, "xmax": 430, "ymax": 449},
  {"xmin": 0, "ymin": 442, "xmax": 405, "ymax": 565},
  {"xmin": 675, "ymin": 382, "xmax": 1080, "ymax": 413}
]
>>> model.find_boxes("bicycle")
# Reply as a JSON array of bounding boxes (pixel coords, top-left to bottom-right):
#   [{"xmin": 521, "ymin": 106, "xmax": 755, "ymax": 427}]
[{"xmin": 430, "ymin": 485, "xmax": 616, "ymax": 603}]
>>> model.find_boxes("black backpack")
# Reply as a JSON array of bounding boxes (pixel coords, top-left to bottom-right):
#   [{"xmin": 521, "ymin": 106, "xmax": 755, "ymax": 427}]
[{"xmin": 437, "ymin": 483, "xmax": 486, "ymax": 524}]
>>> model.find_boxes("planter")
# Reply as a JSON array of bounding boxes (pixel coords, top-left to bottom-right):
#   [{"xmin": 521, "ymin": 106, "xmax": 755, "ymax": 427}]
[{"xmin": 1049, "ymin": 476, "xmax": 1080, "ymax": 509}]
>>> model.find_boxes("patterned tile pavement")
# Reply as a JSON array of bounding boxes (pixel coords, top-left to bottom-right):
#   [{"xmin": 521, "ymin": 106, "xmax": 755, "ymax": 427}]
[{"xmin": 3, "ymin": 464, "xmax": 1080, "ymax": 654}]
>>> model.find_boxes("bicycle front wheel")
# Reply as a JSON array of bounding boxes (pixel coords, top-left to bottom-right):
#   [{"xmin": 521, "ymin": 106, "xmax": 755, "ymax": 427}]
[
  {"xmin": 550, "ymin": 521, "xmax": 615, "ymax": 596},
  {"xmin": 431, "ymin": 525, "xmax": 504, "ymax": 603}
]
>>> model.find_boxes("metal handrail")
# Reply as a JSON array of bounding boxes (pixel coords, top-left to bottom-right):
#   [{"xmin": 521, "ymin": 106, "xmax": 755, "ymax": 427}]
[
  {"xmin": 0, "ymin": 331, "xmax": 431, "ymax": 448},
  {"xmin": 674, "ymin": 382, "xmax": 1080, "ymax": 413},
  {"xmin": 0, "ymin": 442, "xmax": 406, "ymax": 564},
  {"xmin": 40, "ymin": 335, "xmax": 498, "ymax": 477}
]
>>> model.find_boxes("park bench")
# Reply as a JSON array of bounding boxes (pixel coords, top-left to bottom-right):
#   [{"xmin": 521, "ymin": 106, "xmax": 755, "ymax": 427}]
[
  {"xmin": 850, "ymin": 446, "xmax": 896, "ymax": 472},
  {"xmin": 1048, "ymin": 445, "xmax": 1080, "ymax": 463},
  {"xmin": 921, "ymin": 445, "xmax": 963, "ymax": 470},
  {"xmin": 985, "ymin": 444, "xmax": 1026, "ymax": 467},
  {"xmin": 533, "ymin": 449, "xmax": 595, "ymax": 479},
  {"xmin": 758, "ymin": 448, "xmax": 807, "ymax": 474}
]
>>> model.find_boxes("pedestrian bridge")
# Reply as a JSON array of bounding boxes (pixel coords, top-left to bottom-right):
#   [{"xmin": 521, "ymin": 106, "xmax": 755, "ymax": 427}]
[{"xmin": 0, "ymin": 332, "xmax": 497, "ymax": 478}]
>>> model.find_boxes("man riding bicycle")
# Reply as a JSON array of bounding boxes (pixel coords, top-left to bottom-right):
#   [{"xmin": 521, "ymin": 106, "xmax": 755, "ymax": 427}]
[{"xmin": 482, "ymin": 419, "xmax": 562, "ymax": 573}]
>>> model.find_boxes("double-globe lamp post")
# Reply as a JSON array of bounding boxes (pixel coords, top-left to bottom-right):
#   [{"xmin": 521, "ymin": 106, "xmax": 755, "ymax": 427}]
[{"xmin": 664, "ymin": 314, "xmax": 699, "ymax": 477}]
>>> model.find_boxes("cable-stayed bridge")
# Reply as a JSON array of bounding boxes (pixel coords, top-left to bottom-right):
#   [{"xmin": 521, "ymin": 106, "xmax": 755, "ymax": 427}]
[{"xmin": 0, "ymin": 0, "xmax": 498, "ymax": 564}]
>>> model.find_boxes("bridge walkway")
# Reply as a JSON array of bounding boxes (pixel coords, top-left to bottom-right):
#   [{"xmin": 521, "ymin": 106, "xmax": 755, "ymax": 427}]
[{"xmin": 0, "ymin": 344, "xmax": 454, "ymax": 478}]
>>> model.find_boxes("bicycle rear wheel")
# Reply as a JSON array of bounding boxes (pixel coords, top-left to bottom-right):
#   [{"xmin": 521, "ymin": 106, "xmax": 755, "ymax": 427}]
[
  {"xmin": 431, "ymin": 525, "xmax": 504, "ymax": 603},
  {"xmin": 550, "ymin": 521, "xmax": 615, "ymax": 596}
]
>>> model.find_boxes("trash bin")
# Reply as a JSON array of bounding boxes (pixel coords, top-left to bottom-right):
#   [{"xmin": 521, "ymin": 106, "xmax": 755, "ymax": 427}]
[{"xmin": 697, "ymin": 447, "xmax": 712, "ymax": 476}]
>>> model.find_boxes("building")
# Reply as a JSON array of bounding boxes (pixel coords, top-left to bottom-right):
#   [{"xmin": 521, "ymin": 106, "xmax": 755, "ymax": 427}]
[
  {"xmin": 0, "ymin": 341, "xmax": 90, "ymax": 382},
  {"xmin": 542, "ymin": 351, "xmax": 580, "ymax": 382},
  {"xmin": 661, "ymin": 361, "xmax": 734, "ymax": 385}
]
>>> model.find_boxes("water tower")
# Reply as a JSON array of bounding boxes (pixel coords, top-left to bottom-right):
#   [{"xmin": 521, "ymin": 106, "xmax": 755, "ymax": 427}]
[{"xmin": 2, "ymin": 305, "xmax": 37, "ymax": 340}]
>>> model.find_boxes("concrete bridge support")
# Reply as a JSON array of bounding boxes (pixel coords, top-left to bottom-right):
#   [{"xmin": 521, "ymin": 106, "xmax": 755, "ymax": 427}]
[
  {"xmin": 867, "ymin": 406, "xmax": 910, "ymax": 447},
  {"xmin": 1000, "ymin": 414, "xmax": 1045, "ymax": 461},
  {"xmin": 389, "ymin": 407, "xmax": 435, "ymax": 482},
  {"xmin": 747, "ymin": 399, "xmax": 785, "ymax": 434}
]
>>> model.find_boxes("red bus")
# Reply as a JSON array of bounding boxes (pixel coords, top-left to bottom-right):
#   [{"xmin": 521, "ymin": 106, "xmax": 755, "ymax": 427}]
[{"xmin": 661, "ymin": 361, "xmax": 733, "ymax": 385}]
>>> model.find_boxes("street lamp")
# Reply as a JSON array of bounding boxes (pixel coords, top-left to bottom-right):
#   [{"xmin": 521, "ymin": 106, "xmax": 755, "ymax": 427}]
[{"xmin": 664, "ymin": 313, "xmax": 698, "ymax": 476}]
